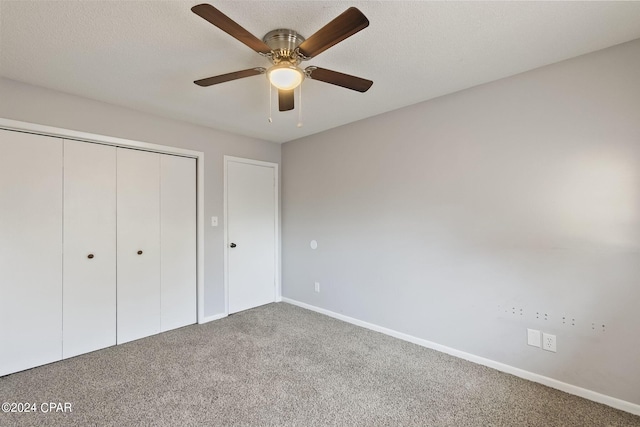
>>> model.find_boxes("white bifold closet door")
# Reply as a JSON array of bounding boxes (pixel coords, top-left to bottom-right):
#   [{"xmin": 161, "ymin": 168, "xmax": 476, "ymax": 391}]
[
  {"xmin": 117, "ymin": 149, "xmax": 161, "ymax": 344},
  {"xmin": 63, "ymin": 140, "xmax": 117, "ymax": 358},
  {"xmin": 117, "ymin": 149, "xmax": 195, "ymax": 343},
  {"xmin": 0, "ymin": 130, "xmax": 63, "ymax": 376},
  {"xmin": 160, "ymin": 155, "xmax": 196, "ymax": 332}
]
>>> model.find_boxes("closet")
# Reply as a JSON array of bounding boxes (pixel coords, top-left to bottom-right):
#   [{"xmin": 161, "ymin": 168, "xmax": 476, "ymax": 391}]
[{"xmin": 0, "ymin": 128, "xmax": 196, "ymax": 376}]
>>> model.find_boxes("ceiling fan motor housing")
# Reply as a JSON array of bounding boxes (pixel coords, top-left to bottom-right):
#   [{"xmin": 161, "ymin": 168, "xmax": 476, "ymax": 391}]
[{"xmin": 263, "ymin": 29, "xmax": 305, "ymax": 65}]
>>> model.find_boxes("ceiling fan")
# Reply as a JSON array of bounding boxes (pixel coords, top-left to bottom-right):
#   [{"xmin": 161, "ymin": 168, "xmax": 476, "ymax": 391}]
[{"xmin": 191, "ymin": 3, "xmax": 373, "ymax": 112}]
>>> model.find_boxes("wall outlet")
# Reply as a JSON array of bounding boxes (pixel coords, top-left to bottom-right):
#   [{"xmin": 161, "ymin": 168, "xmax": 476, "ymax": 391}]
[
  {"xmin": 542, "ymin": 333, "xmax": 557, "ymax": 352},
  {"xmin": 314, "ymin": 282, "xmax": 320, "ymax": 293},
  {"xmin": 527, "ymin": 329, "xmax": 541, "ymax": 347},
  {"xmin": 211, "ymin": 216, "xmax": 218, "ymax": 227}
]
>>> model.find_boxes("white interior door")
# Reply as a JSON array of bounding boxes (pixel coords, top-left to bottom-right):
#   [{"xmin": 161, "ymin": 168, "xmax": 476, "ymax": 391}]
[
  {"xmin": 0, "ymin": 129, "xmax": 63, "ymax": 376},
  {"xmin": 227, "ymin": 159, "xmax": 276, "ymax": 314},
  {"xmin": 63, "ymin": 140, "xmax": 117, "ymax": 358},
  {"xmin": 160, "ymin": 154, "xmax": 196, "ymax": 331},
  {"xmin": 117, "ymin": 148, "xmax": 161, "ymax": 344}
]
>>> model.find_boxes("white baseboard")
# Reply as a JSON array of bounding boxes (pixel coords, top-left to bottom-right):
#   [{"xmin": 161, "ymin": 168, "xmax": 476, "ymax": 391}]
[
  {"xmin": 199, "ymin": 312, "xmax": 227, "ymax": 324},
  {"xmin": 281, "ymin": 297, "xmax": 640, "ymax": 416}
]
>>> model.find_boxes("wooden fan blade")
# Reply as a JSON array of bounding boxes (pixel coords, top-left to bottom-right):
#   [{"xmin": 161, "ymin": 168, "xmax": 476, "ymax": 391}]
[
  {"xmin": 306, "ymin": 67, "xmax": 373, "ymax": 92},
  {"xmin": 297, "ymin": 7, "xmax": 369, "ymax": 59},
  {"xmin": 278, "ymin": 89, "xmax": 294, "ymax": 111},
  {"xmin": 194, "ymin": 68, "xmax": 265, "ymax": 87},
  {"xmin": 192, "ymin": 4, "xmax": 272, "ymax": 54}
]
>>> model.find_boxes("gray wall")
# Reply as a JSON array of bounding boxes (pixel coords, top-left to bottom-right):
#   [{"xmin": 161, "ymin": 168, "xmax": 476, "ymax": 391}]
[
  {"xmin": 0, "ymin": 77, "xmax": 281, "ymax": 318},
  {"xmin": 282, "ymin": 39, "xmax": 640, "ymax": 405}
]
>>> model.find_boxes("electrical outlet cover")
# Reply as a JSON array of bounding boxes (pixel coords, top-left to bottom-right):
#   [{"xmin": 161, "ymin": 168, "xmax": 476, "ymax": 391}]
[
  {"xmin": 542, "ymin": 333, "xmax": 557, "ymax": 352},
  {"xmin": 527, "ymin": 329, "xmax": 541, "ymax": 347}
]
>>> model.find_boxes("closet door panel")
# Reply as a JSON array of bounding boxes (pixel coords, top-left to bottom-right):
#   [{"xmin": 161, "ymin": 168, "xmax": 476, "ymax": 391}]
[
  {"xmin": 63, "ymin": 140, "xmax": 117, "ymax": 358},
  {"xmin": 117, "ymin": 148, "xmax": 161, "ymax": 344},
  {"xmin": 0, "ymin": 130, "xmax": 63, "ymax": 376},
  {"xmin": 160, "ymin": 155, "xmax": 196, "ymax": 332}
]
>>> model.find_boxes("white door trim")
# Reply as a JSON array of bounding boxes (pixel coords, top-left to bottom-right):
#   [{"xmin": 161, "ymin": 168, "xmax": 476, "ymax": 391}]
[
  {"xmin": 0, "ymin": 118, "xmax": 206, "ymax": 324},
  {"xmin": 223, "ymin": 155, "xmax": 281, "ymax": 316}
]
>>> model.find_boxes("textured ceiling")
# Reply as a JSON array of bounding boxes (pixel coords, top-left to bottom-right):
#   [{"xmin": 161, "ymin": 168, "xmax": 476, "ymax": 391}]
[{"xmin": 2, "ymin": 1, "xmax": 640, "ymax": 143}]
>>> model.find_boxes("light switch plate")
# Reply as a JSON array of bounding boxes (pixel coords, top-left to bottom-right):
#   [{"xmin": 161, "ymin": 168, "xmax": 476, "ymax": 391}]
[
  {"xmin": 527, "ymin": 329, "xmax": 541, "ymax": 347},
  {"xmin": 211, "ymin": 216, "xmax": 218, "ymax": 227}
]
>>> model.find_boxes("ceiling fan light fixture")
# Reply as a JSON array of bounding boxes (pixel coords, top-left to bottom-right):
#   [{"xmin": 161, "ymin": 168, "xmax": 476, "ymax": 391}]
[{"xmin": 267, "ymin": 63, "xmax": 305, "ymax": 90}]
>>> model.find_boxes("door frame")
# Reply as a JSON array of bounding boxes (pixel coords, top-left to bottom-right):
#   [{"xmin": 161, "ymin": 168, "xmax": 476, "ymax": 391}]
[
  {"xmin": 0, "ymin": 118, "xmax": 207, "ymax": 324},
  {"xmin": 223, "ymin": 155, "xmax": 281, "ymax": 315}
]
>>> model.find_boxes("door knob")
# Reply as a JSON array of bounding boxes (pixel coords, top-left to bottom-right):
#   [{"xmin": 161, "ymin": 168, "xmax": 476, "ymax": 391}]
[
  {"xmin": 87, "ymin": 254, "xmax": 94, "ymax": 259},
  {"xmin": 137, "ymin": 250, "xmax": 143, "ymax": 255},
  {"xmin": 230, "ymin": 243, "xmax": 237, "ymax": 248}
]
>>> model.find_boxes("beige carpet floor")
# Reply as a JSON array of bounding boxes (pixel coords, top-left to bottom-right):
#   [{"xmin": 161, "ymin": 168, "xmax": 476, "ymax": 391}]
[{"xmin": 0, "ymin": 302, "xmax": 638, "ymax": 426}]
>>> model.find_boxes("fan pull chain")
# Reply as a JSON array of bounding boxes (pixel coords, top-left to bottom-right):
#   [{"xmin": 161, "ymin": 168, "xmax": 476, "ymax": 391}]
[
  {"xmin": 268, "ymin": 83, "xmax": 273, "ymax": 123},
  {"xmin": 297, "ymin": 84, "xmax": 303, "ymax": 128}
]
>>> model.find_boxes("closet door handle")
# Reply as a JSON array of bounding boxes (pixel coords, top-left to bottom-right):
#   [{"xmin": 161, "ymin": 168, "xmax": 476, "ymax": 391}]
[
  {"xmin": 137, "ymin": 250, "xmax": 143, "ymax": 255},
  {"xmin": 87, "ymin": 254, "xmax": 94, "ymax": 259},
  {"xmin": 230, "ymin": 243, "xmax": 236, "ymax": 248}
]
